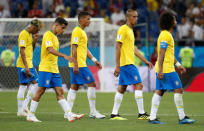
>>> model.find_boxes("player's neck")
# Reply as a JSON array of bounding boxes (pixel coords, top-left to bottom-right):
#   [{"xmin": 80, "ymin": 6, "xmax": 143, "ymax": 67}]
[
  {"xmin": 78, "ymin": 23, "xmax": 86, "ymax": 30},
  {"xmin": 169, "ymin": 28, "xmax": 173, "ymax": 33},
  {"xmin": 51, "ymin": 26, "xmax": 57, "ymax": 35},
  {"xmin": 126, "ymin": 22, "xmax": 133, "ymax": 28},
  {"xmin": 26, "ymin": 27, "xmax": 32, "ymax": 34}
]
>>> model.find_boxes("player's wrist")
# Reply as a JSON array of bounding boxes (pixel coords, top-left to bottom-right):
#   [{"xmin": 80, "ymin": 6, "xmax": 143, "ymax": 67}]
[
  {"xmin": 175, "ymin": 61, "xmax": 181, "ymax": 67},
  {"xmin": 91, "ymin": 57, "xmax": 97, "ymax": 63}
]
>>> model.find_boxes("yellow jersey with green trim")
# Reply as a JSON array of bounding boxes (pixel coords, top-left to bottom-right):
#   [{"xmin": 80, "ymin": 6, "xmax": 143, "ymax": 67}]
[
  {"xmin": 39, "ymin": 30, "xmax": 59, "ymax": 73},
  {"xmin": 155, "ymin": 30, "xmax": 175, "ymax": 73},
  {"xmin": 16, "ymin": 30, "xmax": 33, "ymax": 68},
  {"xmin": 69, "ymin": 26, "xmax": 88, "ymax": 67},
  {"xmin": 116, "ymin": 24, "xmax": 135, "ymax": 66}
]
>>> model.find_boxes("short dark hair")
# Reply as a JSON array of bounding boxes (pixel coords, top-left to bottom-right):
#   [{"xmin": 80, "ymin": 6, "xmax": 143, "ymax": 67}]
[
  {"xmin": 78, "ymin": 11, "xmax": 91, "ymax": 20},
  {"xmin": 159, "ymin": 11, "xmax": 175, "ymax": 30},
  {"xmin": 55, "ymin": 17, "xmax": 68, "ymax": 26}
]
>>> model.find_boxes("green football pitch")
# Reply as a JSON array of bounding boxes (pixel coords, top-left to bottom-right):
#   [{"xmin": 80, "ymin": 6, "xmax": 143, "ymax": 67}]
[{"xmin": 0, "ymin": 92, "xmax": 203, "ymax": 131}]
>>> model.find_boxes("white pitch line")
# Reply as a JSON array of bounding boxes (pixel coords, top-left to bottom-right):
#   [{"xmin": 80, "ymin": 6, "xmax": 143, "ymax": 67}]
[{"xmin": 1, "ymin": 112, "xmax": 204, "ymax": 117}]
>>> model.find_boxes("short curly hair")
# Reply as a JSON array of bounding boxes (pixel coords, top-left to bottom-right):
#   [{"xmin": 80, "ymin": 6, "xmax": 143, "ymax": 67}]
[{"xmin": 159, "ymin": 11, "xmax": 175, "ymax": 30}]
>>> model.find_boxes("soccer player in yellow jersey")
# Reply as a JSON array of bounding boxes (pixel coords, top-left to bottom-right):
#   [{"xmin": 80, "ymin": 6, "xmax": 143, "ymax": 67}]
[
  {"xmin": 26, "ymin": 17, "xmax": 77, "ymax": 122},
  {"xmin": 66, "ymin": 11, "xmax": 105, "ymax": 119},
  {"xmin": 148, "ymin": 12, "xmax": 196, "ymax": 124},
  {"xmin": 110, "ymin": 9, "xmax": 153, "ymax": 120},
  {"xmin": 16, "ymin": 19, "xmax": 42, "ymax": 117}
]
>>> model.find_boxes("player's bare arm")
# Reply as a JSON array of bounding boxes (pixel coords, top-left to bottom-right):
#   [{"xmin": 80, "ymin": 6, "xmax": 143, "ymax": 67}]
[
  {"xmin": 47, "ymin": 47, "xmax": 73, "ymax": 62},
  {"xmin": 114, "ymin": 42, "xmax": 122, "ymax": 77},
  {"xmin": 87, "ymin": 49, "xmax": 102, "ymax": 69},
  {"xmin": 72, "ymin": 44, "xmax": 79, "ymax": 74},
  {"xmin": 20, "ymin": 47, "xmax": 30, "ymax": 76},
  {"xmin": 157, "ymin": 48, "xmax": 166, "ymax": 80},
  {"xmin": 174, "ymin": 57, "xmax": 186, "ymax": 74},
  {"xmin": 134, "ymin": 47, "xmax": 153, "ymax": 69}
]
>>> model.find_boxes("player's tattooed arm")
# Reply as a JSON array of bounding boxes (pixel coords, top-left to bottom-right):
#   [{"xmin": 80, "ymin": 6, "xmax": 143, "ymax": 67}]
[
  {"xmin": 72, "ymin": 44, "xmax": 79, "ymax": 74},
  {"xmin": 157, "ymin": 48, "xmax": 166, "ymax": 79},
  {"xmin": 134, "ymin": 48, "xmax": 153, "ymax": 69},
  {"xmin": 47, "ymin": 47, "xmax": 73, "ymax": 61},
  {"xmin": 114, "ymin": 42, "xmax": 122, "ymax": 77},
  {"xmin": 20, "ymin": 47, "xmax": 30, "ymax": 75}
]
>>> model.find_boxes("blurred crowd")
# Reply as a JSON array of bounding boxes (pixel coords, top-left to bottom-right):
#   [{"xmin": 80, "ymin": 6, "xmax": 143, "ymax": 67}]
[{"xmin": 0, "ymin": 0, "xmax": 203, "ymax": 44}]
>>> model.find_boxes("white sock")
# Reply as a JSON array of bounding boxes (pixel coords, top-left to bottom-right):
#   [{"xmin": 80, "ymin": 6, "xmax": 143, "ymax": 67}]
[
  {"xmin": 58, "ymin": 99, "xmax": 69, "ymax": 113},
  {"xmin": 17, "ymin": 85, "xmax": 27, "ymax": 113},
  {"xmin": 112, "ymin": 92, "xmax": 123, "ymax": 115},
  {"xmin": 29, "ymin": 100, "xmax": 38, "ymax": 115},
  {"xmin": 87, "ymin": 87, "xmax": 96, "ymax": 113},
  {"xmin": 174, "ymin": 93, "xmax": 185, "ymax": 120},
  {"xmin": 150, "ymin": 93, "xmax": 161, "ymax": 120},
  {"xmin": 135, "ymin": 90, "xmax": 145, "ymax": 114},
  {"xmin": 23, "ymin": 83, "xmax": 38, "ymax": 110},
  {"xmin": 66, "ymin": 88, "xmax": 77, "ymax": 112}
]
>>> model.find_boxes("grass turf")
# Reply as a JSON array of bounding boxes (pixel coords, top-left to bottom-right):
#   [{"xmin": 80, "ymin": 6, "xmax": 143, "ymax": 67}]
[{"xmin": 0, "ymin": 92, "xmax": 203, "ymax": 131}]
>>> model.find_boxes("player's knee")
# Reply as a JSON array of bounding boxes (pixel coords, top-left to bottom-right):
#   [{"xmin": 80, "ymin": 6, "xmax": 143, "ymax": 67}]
[
  {"xmin": 71, "ymin": 84, "xmax": 79, "ymax": 90},
  {"xmin": 88, "ymin": 82, "xmax": 96, "ymax": 87},
  {"xmin": 174, "ymin": 88, "xmax": 183, "ymax": 94},
  {"xmin": 155, "ymin": 90, "xmax": 164, "ymax": 96},
  {"xmin": 118, "ymin": 86, "xmax": 126, "ymax": 94},
  {"xmin": 56, "ymin": 88, "xmax": 64, "ymax": 97},
  {"xmin": 134, "ymin": 83, "xmax": 143, "ymax": 90}
]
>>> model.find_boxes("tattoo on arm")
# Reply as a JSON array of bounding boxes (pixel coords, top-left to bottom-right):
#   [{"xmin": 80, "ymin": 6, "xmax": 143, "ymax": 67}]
[{"xmin": 158, "ymin": 48, "xmax": 166, "ymax": 72}]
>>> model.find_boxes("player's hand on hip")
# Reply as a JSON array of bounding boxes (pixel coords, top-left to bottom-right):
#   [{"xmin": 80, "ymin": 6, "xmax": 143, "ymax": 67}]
[
  {"xmin": 177, "ymin": 65, "xmax": 186, "ymax": 74},
  {"xmin": 64, "ymin": 55, "xmax": 73, "ymax": 62},
  {"xmin": 73, "ymin": 66, "xmax": 79, "ymax": 74},
  {"xmin": 157, "ymin": 71, "xmax": 163, "ymax": 80},
  {"xmin": 95, "ymin": 61, "xmax": 102, "ymax": 69},
  {"xmin": 114, "ymin": 66, "xmax": 120, "ymax": 77},
  {"xmin": 146, "ymin": 61, "xmax": 153, "ymax": 70},
  {"xmin": 25, "ymin": 67, "xmax": 31, "ymax": 77}
]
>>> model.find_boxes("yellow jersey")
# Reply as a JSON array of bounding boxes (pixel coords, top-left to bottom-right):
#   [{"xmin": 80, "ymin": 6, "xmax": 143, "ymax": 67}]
[
  {"xmin": 39, "ymin": 30, "xmax": 59, "ymax": 73},
  {"xmin": 116, "ymin": 24, "xmax": 135, "ymax": 66},
  {"xmin": 69, "ymin": 26, "xmax": 88, "ymax": 67},
  {"xmin": 155, "ymin": 30, "xmax": 175, "ymax": 73},
  {"xmin": 16, "ymin": 30, "xmax": 33, "ymax": 68}
]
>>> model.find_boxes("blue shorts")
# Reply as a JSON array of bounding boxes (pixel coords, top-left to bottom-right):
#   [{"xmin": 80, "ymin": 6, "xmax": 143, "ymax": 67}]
[
  {"xmin": 119, "ymin": 64, "xmax": 142, "ymax": 85},
  {"xmin": 156, "ymin": 72, "xmax": 182, "ymax": 90},
  {"xmin": 70, "ymin": 67, "xmax": 95, "ymax": 85},
  {"xmin": 38, "ymin": 71, "xmax": 62, "ymax": 88},
  {"xmin": 17, "ymin": 67, "xmax": 38, "ymax": 84}
]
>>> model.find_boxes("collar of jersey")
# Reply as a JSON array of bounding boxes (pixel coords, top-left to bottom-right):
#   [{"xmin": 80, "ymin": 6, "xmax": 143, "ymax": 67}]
[
  {"xmin": 49, "ymin": 30, "xmax": 56, "ymax": 36},
  {"xmin": 125, "ymin": 24, "xmax": 132, "ymax": 30}
]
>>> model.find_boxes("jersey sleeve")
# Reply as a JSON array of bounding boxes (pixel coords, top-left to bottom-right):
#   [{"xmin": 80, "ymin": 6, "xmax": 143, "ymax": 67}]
[
  {"xmin": 44, "ymin": 33, "xmax": 53, "ymax": 48},
  {"xmin": 19, "ymin": 32, "xmax": 27, "ymax": 47},
  {"xmin": 71, "ymin": 29, "xmax": 80, "ymax": 45},
  {"xmin": 116, "ymin": 27, "xmax": 126, "ymax": 43},
  {"xmin": 160, "ymin": 32, "xmax": 170, "ymax": 49}
]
